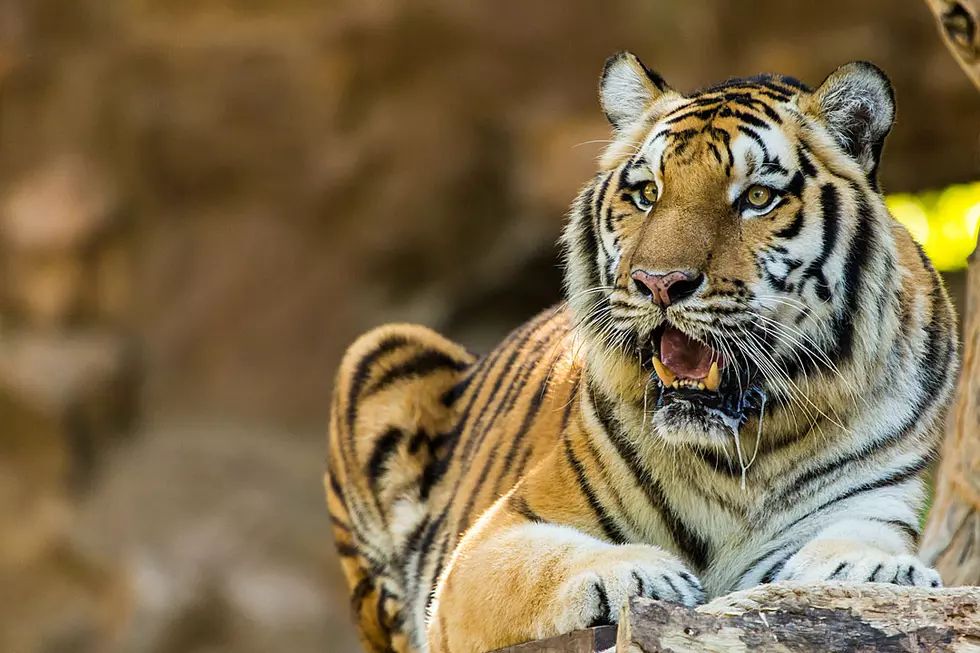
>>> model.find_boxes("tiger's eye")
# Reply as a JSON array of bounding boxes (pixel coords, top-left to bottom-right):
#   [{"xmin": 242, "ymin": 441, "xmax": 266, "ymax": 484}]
[
  {"xmin": 747, "ymin": 185, "xmax": 771, "ymax": 207},
  {"xmin": 642, "ymin": 182, "xmax": 659, "ymax": 204}
]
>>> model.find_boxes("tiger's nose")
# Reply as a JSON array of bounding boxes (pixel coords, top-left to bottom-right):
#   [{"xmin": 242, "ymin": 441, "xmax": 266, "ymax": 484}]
[{"xmin": 631, "ymin": 269, "xmax": 704, "ymax": 307}]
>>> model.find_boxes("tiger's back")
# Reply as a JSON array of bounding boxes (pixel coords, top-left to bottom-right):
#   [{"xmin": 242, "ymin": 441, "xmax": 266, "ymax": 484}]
[{"xmin": 327, "ymin": 310, "xmax": 579, "ymax": 653}]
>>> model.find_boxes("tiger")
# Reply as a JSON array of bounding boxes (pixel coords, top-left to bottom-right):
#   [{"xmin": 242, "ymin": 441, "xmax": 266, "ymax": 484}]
[{"xmin": 326, "ymin": 51, "xmax": 959, "ymax": 653}]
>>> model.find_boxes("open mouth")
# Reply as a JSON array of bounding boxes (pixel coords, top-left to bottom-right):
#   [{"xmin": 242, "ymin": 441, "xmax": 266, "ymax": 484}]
[
  {"xmin": 645, "ymin": 324, "xmax": 764, "ymax": 422},
  {"xmin": 652, "ymin": 325, "xmax": 727, "ymax": 392}
]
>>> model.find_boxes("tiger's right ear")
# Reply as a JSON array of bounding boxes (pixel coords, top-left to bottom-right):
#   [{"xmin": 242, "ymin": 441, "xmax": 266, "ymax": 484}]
[{"xmin": 600, "ymin": 51, "xmax": 673, "ymax": 131}]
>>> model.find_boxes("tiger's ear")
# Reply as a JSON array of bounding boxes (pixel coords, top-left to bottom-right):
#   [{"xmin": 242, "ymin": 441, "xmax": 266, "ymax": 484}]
[
  {"xmin": 807, "ymin": 61, "xmax": 895, "ymax": 179},
  {"xmin": 600, "ymin": 51, "xmax": 672, "ymax": 131}
]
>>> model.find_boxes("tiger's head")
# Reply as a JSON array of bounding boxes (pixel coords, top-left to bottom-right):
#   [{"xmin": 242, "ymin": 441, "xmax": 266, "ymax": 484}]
[{"xmin": 562, "ymin": 52, "xmax": 919, "ymax": 449}]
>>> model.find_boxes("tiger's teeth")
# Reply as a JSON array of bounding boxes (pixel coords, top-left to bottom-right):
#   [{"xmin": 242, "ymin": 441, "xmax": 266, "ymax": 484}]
[
  {"xmin": 704, "ymin": 361, "xmax": 721, "ymax": 392},
  {"xmin": 653, "ymin": 356, "xmax": 676, "ymax": 387}
]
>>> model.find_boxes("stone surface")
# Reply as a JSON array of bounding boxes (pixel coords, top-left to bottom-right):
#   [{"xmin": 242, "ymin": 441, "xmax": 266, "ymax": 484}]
[
  {"xmin": 73, "ymin": 419, "xmax": 361, "ymax": 653},
  {"xmin": 1, "ymin": 156, "xmax": 118, "ymax": 253}
]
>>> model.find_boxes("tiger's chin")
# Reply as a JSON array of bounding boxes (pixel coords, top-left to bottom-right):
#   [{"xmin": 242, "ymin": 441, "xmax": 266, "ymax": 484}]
[{"xmin": 650, "ymin": 397, "xmax": 744, "ymax": 449}]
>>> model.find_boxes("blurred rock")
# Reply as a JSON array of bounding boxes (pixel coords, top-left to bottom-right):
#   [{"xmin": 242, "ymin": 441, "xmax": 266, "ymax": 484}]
[
  {"xmin": 73, "ymin": 420, "xmax": 360, "ymax": 653},
  {"xmin": 0, "ymin": 331, "xmax": 138, "ymax": 486},
  {"xmin": 6, "ymin": 254, "xmax": 86, "ymax": 328},
  {"xmin": 1, "ymin": 156, "xmax": 122, "ymax": 328},
  {"xmin": 0, "ymin": 384, "xmax": 128, "ymax": 653},
  {"xmin": 2, "ymin": 156, "xmax": 118, "ymax": 254}
]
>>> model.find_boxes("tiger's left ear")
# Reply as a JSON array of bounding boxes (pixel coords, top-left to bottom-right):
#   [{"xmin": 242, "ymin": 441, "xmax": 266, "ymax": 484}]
[
  {"xmin": 806, "ymin": 62, "xmax": 895, "ymax": 181},
  {"xmin": 600, "ymin": 51, "xmax": 673, "ymax": 132}
]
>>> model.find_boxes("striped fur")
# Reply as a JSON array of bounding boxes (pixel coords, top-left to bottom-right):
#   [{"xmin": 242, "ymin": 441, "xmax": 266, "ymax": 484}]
[{"xmin": 327, "ymin": 53, "xmax": 959, "ymax": 653}]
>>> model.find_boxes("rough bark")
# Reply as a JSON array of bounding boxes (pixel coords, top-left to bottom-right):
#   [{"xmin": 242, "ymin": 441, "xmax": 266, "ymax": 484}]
[
  {"xmin": 493, "ymin": 626, "xmax": 617, "ymax": 653},
  {"xmin": 494, "ymin": 583, "xmax": 980, "ymax": 653},
  {"xmin": 919, "ymin": 0, "xmax": 980, "ymax": 586},
  {"xmin": 921, "ymin": 0, "xmax": 980, "ymax": 89}
]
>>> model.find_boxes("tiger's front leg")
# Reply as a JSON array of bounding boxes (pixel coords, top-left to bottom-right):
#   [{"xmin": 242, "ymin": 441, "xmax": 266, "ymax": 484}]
[
  {"xmin": 426, "ymin": 491, "xmax": 703, "ymax": 653},
  {"xmin": 775, "ymin": 519, "xmax": 942, "ymax": 587}
]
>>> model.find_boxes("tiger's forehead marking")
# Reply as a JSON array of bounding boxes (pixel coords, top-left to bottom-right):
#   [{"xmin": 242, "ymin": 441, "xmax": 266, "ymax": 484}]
[{"xmin": 637, "ymin": 84, "xmax": 803, "ymax": 202}]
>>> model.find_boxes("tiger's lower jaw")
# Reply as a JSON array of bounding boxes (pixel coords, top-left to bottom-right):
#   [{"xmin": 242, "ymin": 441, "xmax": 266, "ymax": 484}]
[
  {"xmin": 651, "ymin": 402, "xmax": 741, "ymax": 448},
  {"xmin": 649, "ymin": 383, "xmax": 766, "ymax": 449}
]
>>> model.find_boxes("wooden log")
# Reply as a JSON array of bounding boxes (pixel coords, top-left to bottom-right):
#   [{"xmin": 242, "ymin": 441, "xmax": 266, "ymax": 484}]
[
  {"xmin": 492, "ymin": 626, "xmax": 617, "ymax": 653},
  {"xmin": 619, "ymin": 583, "xmax": 980, "ymax": 652},
  {"xmin": 493, "ymin": 583, "xmax": 980, "ymax": 653}
]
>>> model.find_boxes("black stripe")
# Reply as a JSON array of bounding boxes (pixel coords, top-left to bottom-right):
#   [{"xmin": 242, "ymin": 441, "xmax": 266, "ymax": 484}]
[
  {"xmin": 913, "ymin": 240, "xmax": 956, "ymax": 401},
  {"xmin": 327, "ymin": 468, "xmax": 346, "ymax": 503},
  {"xmin": 402, "ymin": 514, "xmax": 431, "ymax": 556},
  {"xmin": 564, "ymin": 423, "xmax": 627, "ymax": 543},
  {"xmin": 691, "ymin": 446, "xmax": 738, "ymax": 475},
  {"xmin": 377, "ymin": 585, "xmax": 392, "ymax": 632},
  {"xmin": 829, "ymin": 187, "xmax": 871, "ymax": 364},
  {"xmin": 367, "ymin": 427, "xmax": 404, "ymax": 488},
  {"xmin": 351, "ymin": 575, "xmax": 375, "ymax": 613},
  {"xmin": 492, "ymin": 363, "xmax": 558, "ymax": 496},
  {"xmin": 364, "ymin": 350, "xmax": 469, "ymax": 398},
  {"xmin": 720, "ymin": 106, "xmax": 769, "ymax": 128},
  {"xmin": 413, "ymin": 509, "xmax": 447, "ymax": 590},
  {"xmin": 872, "ymin": 518, "xmax": 920, "ymax": 544},
  {"xmin": 508, "ymin": 493, "xmax": 546, "ymax": 523},
  {"xmin": 415, "ymin": 315, "xmax": 555, "ymax": 583},
  {"xmin": 589, "ymin": 581, "xmax": 612, "ymax": 627},
  {"xmin": 774, "ymin": 209, "xmax": 804, "ymax": 240},
  {"xmin": 784, "ymin": 170, "xmax": 805, "ymax": 200},
  {"xmin": 737, "ymin": 125, "xmax": 769, "ymax": 159},
  {"xmin": 418, "ymin": 317, "xmax": 545, "ymax": 500},
  {"xmin": 576, "ymin": 185, "xmax": 603, "ymax": 290},
  {"xmin": 802, "ymin": 183, "xmax": 840, "ymax": 302},
  {"xmin": 797, "ymin": 144, "xmax": 817, "ymax": 178},
  {"xmin": 760, "ymin": 548, "xmax": 798, "ymax": 583},
  {"xmin": 440, "ymin": 374, "xmax": 471, "ymax": 407},
  {"xmin": 591, "ymin": 383, "xmax": 710, "ymax": 569},
  {"xmin": 775, "ymin": 458, "xmax": 929, "ymax": 541},
  {"xmin": 455, "ymin": 317, "xmax": 554, "ymax": 466},
  {"xmin": 336, "ymin": 540, "xmax": 360, "ymax": 558},
  {"xmin": 425, "ymin": 532, "xmax": 453, "ymax": 612},
  {"xmin": 347, "ymin": 335, "xmax": 410, "ymax": 434},
  {"xmin": 407, "ymin": 429, "xmax": 427, "ymax": 455}
]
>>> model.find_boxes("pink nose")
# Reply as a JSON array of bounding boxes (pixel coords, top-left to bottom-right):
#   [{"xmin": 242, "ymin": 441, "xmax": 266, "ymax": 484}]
[{"xmin": 630, "ymin": 269, "xmax": 704, "ymax": 307}]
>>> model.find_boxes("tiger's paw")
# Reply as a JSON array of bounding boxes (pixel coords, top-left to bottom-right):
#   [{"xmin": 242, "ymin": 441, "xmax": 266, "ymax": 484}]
[
  {"xmin": 550, "ymin": 545, "xmax": 703, "ymax": 634},
  {"xmin": 778, "ymin": 548, "xmax": 942, "ymax": 588}
]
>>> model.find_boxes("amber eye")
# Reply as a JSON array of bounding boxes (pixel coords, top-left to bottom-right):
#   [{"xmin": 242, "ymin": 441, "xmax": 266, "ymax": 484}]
[
  {"xmin": 630, "ymin": 182, "xmax": 659, "ymax": 210},
  {"xmin": 746, "ymin": 185, "xmax": 772, "ymax": 207},
  {"xmin": 642, "ymin": 182, "xmax": 658, "ymax": 204}
]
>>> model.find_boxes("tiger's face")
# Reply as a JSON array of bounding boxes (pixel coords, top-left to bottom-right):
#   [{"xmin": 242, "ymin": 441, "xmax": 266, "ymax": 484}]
[{"xmin": 563, "ymin": 52, "xmax": 900, "ymax": 448}]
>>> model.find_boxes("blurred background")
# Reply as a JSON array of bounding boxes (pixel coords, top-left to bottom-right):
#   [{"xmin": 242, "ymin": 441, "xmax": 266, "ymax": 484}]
[{"xmin": 0, "ymin": 1, "xmax": 978, "ymax": 652}]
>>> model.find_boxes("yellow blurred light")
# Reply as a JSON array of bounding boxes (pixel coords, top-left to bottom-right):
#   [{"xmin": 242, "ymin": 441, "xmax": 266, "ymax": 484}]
[
  {"xmin": 886, "ymin": 195, "xmax": 930, "ymax": 244},
  {"xmin": 887, "ymin": 181, "xmax": 980, "ymax": 272}
]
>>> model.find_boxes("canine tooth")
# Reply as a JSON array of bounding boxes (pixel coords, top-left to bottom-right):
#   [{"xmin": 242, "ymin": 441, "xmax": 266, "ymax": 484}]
[
  {"xmin": 704, "ymin": 361, "xmax": 721, "ymax": 392},
  {"xmin": 672, "ymin": 380, "xmax": 679, "ymax": 389},
  {"xmin": 653, "ymin": 357, "xmax": 676, "ymax": 387}
]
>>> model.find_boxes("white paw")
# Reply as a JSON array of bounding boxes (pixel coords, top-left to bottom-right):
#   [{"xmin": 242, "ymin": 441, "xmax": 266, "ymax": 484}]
[
  {"xmin": 778, "ymin": 550, "xmax": 942, "ymax": 588},
  {"xmin": 551, "ymin": 546, "xmax": 703, "ymax": 634}
]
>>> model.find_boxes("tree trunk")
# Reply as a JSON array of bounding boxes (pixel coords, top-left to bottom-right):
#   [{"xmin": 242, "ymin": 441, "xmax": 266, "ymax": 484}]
[
  {"xmin": 921, "ymin": 0, "xmax": 980, "ymax": 89},
  {"xmin": 919, "ymin": 0, "xmax": 980, "ymax": 586}
]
